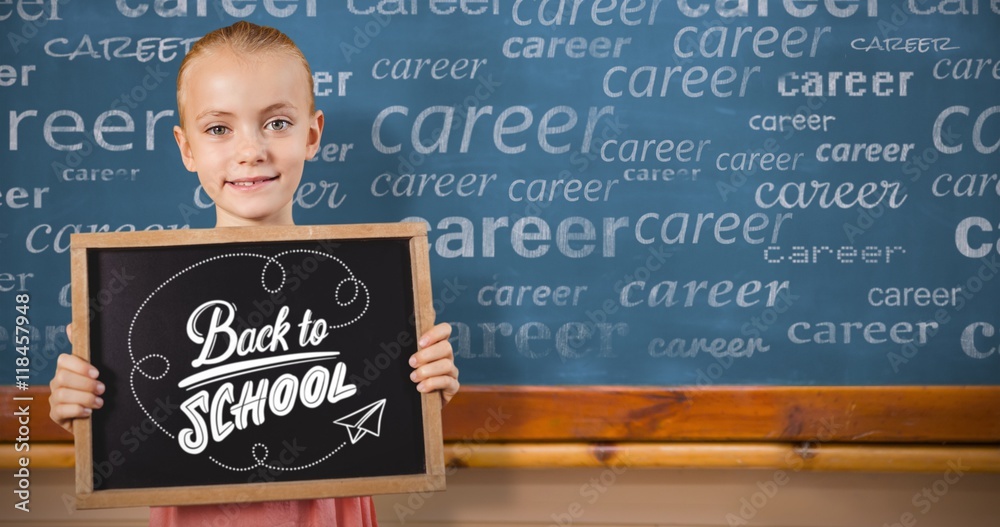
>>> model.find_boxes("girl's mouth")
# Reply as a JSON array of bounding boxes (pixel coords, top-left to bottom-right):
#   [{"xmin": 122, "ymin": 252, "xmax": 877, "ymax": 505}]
[{"xmin": 227, "ymin": 175, "xmax": 278, "ymax": 189}]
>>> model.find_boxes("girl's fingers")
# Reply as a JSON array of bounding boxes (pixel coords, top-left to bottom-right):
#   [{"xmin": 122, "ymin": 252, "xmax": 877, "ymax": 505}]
[
  {"xmin": 48, "ymin": 328, "xmax": 95, "ymax": 434},
  {"xmin": 49, "ymin": 381, "xmax": 103, "ymax": 433},
  {"xmin": 56, "ymin": 353, "xmax": 99, "ymax": 379},
  {"xmin": 417, "ymin": 376, "xmax": 460, "ymax": 403},
  {"xmin": 417, "ymin": 322, "xmax": 452, "ymax": 348},
  {"xmin": 51, "ymin": 369, "xmax": 104, "ymax": 396},
  {"xmin": 50, "ymin": 403, "xmax": 92, "ymax": 424},
  {"xmin": 411, "ymin": 323, "xmax": 460, "ymax": 404},
  {"xmin": 50, "ymin": 402, "xmax": 93, "ymax": 434},
  {"xmin": 410, "ymin": 357, "xmax": 459, "ymax": 384},
  {"xmin": 50, "ymin": 385, "xmax": 104, "ymax": 410},
  {"xmin": 409, "ymin": 341, "xmax": 454, "ymax": 368}
]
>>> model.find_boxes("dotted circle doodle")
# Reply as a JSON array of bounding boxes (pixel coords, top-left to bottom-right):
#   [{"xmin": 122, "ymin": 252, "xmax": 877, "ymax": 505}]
[
  {"xmin": 127, "ymin": 249, "xmax": 369, "ymax": 471},
  {"xmin": 260, "ymin": 257, "xmax": 287, "ymax": 294},
  {"xmin": 335, "ymin": 278, "xmax": 359, "ymax": 306}
]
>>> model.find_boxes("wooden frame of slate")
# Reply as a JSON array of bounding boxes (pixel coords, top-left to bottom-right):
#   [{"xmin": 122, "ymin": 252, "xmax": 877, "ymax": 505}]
[{"xmin": 69, "ymin": 223, "xmax": 445, "ymax": 509}]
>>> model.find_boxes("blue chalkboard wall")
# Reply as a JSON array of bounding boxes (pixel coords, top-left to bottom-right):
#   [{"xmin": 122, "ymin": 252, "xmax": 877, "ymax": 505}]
[{"xmin": 2, "ymin": 0, "xmax": 998, "ymax": 387}]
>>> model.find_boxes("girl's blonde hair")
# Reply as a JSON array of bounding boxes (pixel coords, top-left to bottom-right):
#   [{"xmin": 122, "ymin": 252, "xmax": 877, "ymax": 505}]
[{"xmin": 176, "ymin": 21, "xmax": 315, "ymax": 124}]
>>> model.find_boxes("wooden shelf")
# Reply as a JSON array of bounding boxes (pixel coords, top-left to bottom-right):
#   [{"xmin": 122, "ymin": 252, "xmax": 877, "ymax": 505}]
[
  {"xmin": 6, "ymin": 385, "xmax": 997, "ymax": 472},
  {"xmin": 7, "ymin": 385, "xmax": 1000, "ymax": 444},
  {"xmin": 5, "ymin": 442, "xmax": 999, "ymax": 472}
]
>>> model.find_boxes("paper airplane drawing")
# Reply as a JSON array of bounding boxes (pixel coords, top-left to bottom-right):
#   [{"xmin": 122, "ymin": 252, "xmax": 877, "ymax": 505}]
[{"xmin": 334, "ymin": 399, "xmax": 387, "ymax": 444}]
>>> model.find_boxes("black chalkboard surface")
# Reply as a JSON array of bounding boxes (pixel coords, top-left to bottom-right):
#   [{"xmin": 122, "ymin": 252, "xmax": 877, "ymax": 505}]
[{"xmin": 70, "ymin": 223, "xmax": 444, "ymax": 509}]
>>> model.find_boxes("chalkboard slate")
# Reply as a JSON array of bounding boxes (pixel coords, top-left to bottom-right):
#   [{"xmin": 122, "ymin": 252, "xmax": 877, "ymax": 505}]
[
  {"xmin": 1, "ymin": 3, "xmax": 999, "ymax": 394},
  {"xmin": 70, "ymin": 224, "xmax": 445, "ymax": 509}
]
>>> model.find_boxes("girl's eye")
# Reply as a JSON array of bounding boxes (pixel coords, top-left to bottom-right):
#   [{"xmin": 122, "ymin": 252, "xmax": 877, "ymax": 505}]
[
  {"xmin": 266, "ymin": 119, "xmax": 290, "ymax": 132},
  {"xmin": 207, "ymin": 126, "xmax": 228, "ymax": 136}
]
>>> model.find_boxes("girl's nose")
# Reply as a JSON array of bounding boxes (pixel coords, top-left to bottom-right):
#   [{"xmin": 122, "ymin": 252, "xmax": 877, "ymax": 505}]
[{"xmin": 236, "ymin": 131, "xmax": 266, "ymax": 164}]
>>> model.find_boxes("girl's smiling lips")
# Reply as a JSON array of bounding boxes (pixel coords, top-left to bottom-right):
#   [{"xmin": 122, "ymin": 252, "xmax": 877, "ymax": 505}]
[{"xmin": 226, "ymin": 175, "xmax": 279, "ymax": 189}]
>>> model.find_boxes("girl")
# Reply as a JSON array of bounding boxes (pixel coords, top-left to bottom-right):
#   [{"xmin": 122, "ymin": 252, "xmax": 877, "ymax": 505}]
[{"xmin": 49, "ymin": 21, "xmax": 459, "ymax": 526}]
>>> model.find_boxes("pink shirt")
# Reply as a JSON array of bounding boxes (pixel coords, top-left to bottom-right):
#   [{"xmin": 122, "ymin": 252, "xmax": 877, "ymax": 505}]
[{"xmin": 149, "ymin": 497, "xmax": 377, "ymax": 526}]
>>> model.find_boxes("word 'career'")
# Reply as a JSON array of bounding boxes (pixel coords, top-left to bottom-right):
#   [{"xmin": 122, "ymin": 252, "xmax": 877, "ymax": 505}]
[
  {"xmin": 11, "ymin": 0, "xmax": 1000, "ymax": 23},
  {"xmin": 349, "ymin": 0, "xmax": 1000, "ymax": 21},
  {"xmin": 349, "ymin": 0, "xmax": 881, "ymax": 20}
]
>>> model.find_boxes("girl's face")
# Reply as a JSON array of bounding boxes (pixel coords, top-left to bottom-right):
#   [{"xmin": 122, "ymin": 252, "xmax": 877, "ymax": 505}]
[{"xmin": 173, "ymin": 48, "xmax": 323, "ymax": 227}]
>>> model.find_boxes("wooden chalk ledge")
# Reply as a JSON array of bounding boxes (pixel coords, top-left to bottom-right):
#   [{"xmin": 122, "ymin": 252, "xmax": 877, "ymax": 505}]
[{"xmin": 3, "ymin": 442, "xmax": 999, "ymax": 473}]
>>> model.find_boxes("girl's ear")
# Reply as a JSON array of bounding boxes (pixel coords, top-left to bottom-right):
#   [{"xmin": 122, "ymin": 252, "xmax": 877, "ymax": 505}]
[
  {"xmin": 173, "ymin": 125, "xmax": 197, "ymax": 172},
  {"xmin": 306, "ymin": 110, "xmax": 324, "ymax": 159}
]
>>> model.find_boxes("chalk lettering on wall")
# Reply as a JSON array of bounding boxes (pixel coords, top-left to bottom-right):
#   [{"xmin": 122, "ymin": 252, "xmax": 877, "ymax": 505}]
[{"xmin": 2, "ymin": 2, "xmax": 998, "ymax": 391}]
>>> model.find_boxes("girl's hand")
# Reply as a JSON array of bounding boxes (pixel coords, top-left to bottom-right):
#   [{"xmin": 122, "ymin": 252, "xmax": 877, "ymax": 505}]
[
  {"xmin": 409, "ymin": 322, "xmax": 459, "ymax": 405},
  {"xmin": 48, "ymin": 324, "xmax": 104, "ymax": 434}
]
